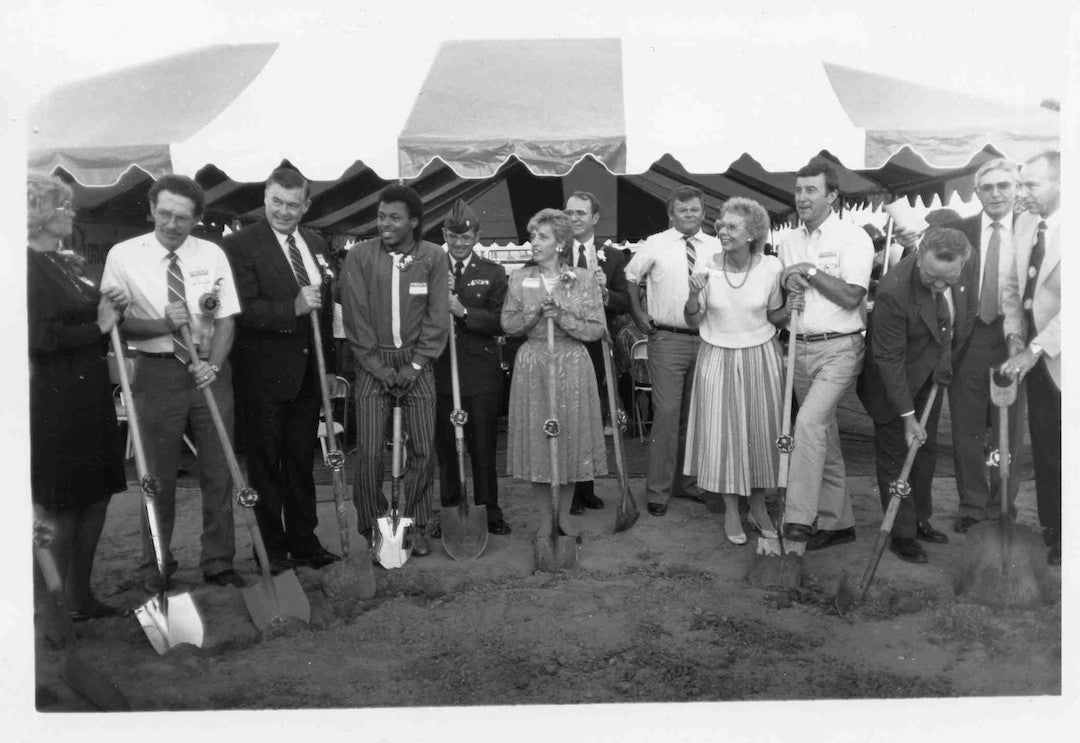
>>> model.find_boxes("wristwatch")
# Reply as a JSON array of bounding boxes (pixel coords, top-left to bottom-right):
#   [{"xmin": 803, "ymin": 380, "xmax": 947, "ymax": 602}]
[
  {"xmin": 411, "ymin": 361, "xmax": 423, "ymax": 371},
  {"xmin": 209, "ymin": 364, "xmax": 220, "ymax": 374},
  {"xmin": 806, "ymin": 267, "xmax": 819, "ymax": 280}
]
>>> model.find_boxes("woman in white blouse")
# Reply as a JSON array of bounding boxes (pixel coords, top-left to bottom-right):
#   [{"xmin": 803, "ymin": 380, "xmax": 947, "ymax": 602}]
[{"xmin": 683, "ymin": 198, "xmax": 803, "ymax": 544}]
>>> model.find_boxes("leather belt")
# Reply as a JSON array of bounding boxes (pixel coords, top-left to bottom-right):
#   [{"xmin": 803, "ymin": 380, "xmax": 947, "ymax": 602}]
[
  {"xmin": 652, "ymin": 324, "xmax": 699, "ymax": 336},
  {"xmin": 795, "ymin": 330, "xmax": 860, "ymax": 343}
]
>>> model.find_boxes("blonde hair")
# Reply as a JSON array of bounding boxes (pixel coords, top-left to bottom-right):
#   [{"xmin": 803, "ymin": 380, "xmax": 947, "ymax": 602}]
[{"xmin": 27, "ymin": 172, "xmax": 73, "ymax": 237}]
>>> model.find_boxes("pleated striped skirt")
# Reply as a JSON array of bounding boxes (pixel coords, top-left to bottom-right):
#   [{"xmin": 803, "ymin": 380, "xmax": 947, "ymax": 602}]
[{"xmin": 683, "ymin": 337, "xmax": 783, "ymax": 496}]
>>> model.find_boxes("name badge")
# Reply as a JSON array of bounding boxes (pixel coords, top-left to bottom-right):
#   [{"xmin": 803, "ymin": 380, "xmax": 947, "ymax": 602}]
[
  {"xmin": 523, "ymin": 278, "xmax": 541, "ymax": 288},
  {"xmin": 409, "ymin": 282, "xmax": 428, "ymax": 295}
]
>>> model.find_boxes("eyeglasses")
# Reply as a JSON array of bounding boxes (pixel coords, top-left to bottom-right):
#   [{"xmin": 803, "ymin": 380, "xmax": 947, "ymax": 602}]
[
  {"xmin": 154, "ymin": 209, "xmax": 195, "ymax": 228},
  {"xmin": 976, "ymin": 181, "xmax": 1014, "ymax": 195}
]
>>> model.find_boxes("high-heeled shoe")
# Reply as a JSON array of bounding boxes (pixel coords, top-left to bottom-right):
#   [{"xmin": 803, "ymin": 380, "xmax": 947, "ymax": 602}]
[{"xmin": 724, "ymin": 515, "xmax": 747, "ymax": 545}]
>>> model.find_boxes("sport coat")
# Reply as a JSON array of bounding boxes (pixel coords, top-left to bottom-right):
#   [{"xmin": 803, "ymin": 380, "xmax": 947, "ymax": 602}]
[
  {"xmin": 434, "ymin": 252, "xmax": 508, "ymax": 397},
  {"xmin": 1002, "ymin": 211, "xmax": 1061, "ymax": 388},
  {"xmin": 222, "ymin": 220, "xmax": 335, "ymax": 401},
  {"xmin": 858, "ymin": 253, "xmax": 977, "ymax": 424}
]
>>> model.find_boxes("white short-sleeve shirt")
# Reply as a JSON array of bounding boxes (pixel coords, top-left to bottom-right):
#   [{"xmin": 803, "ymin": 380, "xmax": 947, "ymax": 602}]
[
  {"xmin": 101, "ymin": 232, "xmax": 240, "ymax": 354},
  {"xmin": 624, "ymin": 228, "xmax": 722, "ymax": 328},
  {"xmin": 777, "ymin": 212, "xmax": 873, "ymax": 335}
]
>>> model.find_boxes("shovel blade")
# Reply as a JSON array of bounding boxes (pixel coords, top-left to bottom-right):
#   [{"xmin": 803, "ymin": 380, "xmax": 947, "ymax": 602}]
[
  {"xmin": 834, "ymin": 570, "xmax": 857, "ymax": 615},
  {"xmin": 614, "ymin": 486, "xmax": 640, "ymax": 534},
  {"xmin": 441, "ymin": 504, "xmax": 489, "ymax": 561},
  {"xmin": 534, "ymin": 536, "xmax": 557, "ymax": 572},
  {"xmin": 134, "ymin": 592, "xmax": 204, "ymax": 654},
  {"xmin": 241, "ymin": 570, "xmax": 310, "ymax": 632},
  {"xmin": 374, "ymin": 515, "xmax": 413, "ymax": 569},
  {"xmin": 554, "ymin": 536, "xmax": 578, "ymax": 569},
  {"xmin": 60, "ymin": 650, "xmax": 131, "ymax": 711}
]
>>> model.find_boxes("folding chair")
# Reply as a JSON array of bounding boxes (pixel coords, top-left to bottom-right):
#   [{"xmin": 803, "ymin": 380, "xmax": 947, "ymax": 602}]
[
  {"xmin": 629, "ymin": 339, "xmax": 652, "ymax": 442},
  {"xmin": 317, "ymin": 375, "xmax": 352, "ymax": 458},
  {"xmin": 107, "ymin": 352, "xmax": 197, "ymax": 459}
]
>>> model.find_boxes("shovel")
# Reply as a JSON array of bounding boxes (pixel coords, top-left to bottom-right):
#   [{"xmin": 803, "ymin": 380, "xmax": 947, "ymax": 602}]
[
  {"xmin": 440, "ymin": 318, "xmax": 489, "ymax": 560},
  {"xmin": 835, "ymin": 384, "xmax": 939, "ymax": 615},
  {"xmin": 602, "ymin": 332, "xmax": 638, "ymax": 533},
  {"xmin": 535, "ymin": 318, "xmax": 579, "ymax": 571},
  {"xmin": 110, "ymin": 328, "xmax": 204, "ymax": 653},
  {"xmin": 953, "ymin": 368, "xmax": 1047, "ymax": 608},
  {"xmin": 310, "ymin": 316, "xmax": 376, "ymax": 599},
  {"xmin": 33, "ymin": 519, "xmax": 131, "ymax": 711},
  {"xmin": 375, "ymin": 396, "xmax": 413, "ymax": 568},
  {"xmin": 179, "ymin": 327, "xmax": 310, "ymax": 630},
  {"xmin": 749, "ymin": 310, "xmax": 799, "ymax": 589}
]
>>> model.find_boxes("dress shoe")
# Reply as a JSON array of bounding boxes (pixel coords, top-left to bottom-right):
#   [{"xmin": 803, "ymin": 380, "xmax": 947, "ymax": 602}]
[
  {"xmin": 203, "ymin": 569, "xmax": 245, "ymax": 588},
  {"xmin": 889, "ymin": 537, "xmax": 928, "ymax": 564},
  {"xmin": 253, "ymin": 548, "xmax": 299, "ymax": 576},
  {"xmin": 916, "ymin": 520, "xmax": 949, "ymax": 544},
  {"xmin": 953, "ymin": 516, "xmax": 981, "ymax": 534},
  {"xmin": 1048, "ymin": 545, "xmax": 1061, "ymax": 566},
  {"xmin": 647, "ymin": 502, "xmax": 667, "ymax": 517},
  {"xmin": 580, "ymin": 491, "xmax": 604, "ymax": 509},
  {"xmin": 428, "ymin": 519, "xmax": 443, "ymax": 539},
  {"xmin": 1042, "ymin": 526, "xmax": 1061, "ymax": 548},
  {"xmin": 806, "ymin": 526, "xmax": 856, "ymax": 551},
  {"xmin": 411, "ymin": 531, "xmax": 432, "ymax": 557},
  {"xmin": 292, "ymin": 546, "xmax": 341, "ymax": 569},
  {"xmin": 569, "ymin": 496, "xmax": 585, "ymax": 516},
  {"xmin": 142, "ymin": 574, "xmax": 168, "ymax": 594},
  {"xmin": 783, "ymin": 523, "xmax": 813, "ymax": 542},
  {"xmin": 724, "ymin": 528, "xmax": 747, "ymax": 546},
  {"xmin": 488, "ymin": 518, "xmax": 512, "ymax": 535}
]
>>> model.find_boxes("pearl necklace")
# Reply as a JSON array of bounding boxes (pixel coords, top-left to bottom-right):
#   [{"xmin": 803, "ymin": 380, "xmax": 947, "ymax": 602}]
[{"xmin": 721, "ymin": 251, "xmax": 752, "ymax": 289}]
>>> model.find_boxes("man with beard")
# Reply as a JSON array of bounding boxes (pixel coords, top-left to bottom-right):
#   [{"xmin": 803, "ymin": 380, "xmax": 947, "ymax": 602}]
[
  {"xmin": 778, "ymin": 161, "xmax": 874, "ymax": 555},
  {"xmin": 564, "ymin": 190, "xmax": 630, "ymax": 514},
  {"xmin": 340, "ymin": 185, "xmax": 449, "ymax": 556},
  {"xmin": 222, "ymin": 167, "xmax": 340, "ymax": 574},
  {"xmin": 624, "ymin": 185, "xmax": 721, "ymax": 517},
  {"xmin": 429, "ymin": 199, "xmax": 511, "ymax": 536}
]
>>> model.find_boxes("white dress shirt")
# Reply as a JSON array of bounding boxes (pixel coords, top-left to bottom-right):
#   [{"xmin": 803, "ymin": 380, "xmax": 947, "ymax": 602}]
[
  {"xmin": 777, "ymin": 212, "xmax": 873, "ymax": 335},
  {"xmin": 574, "ymin": 237, "xmax": 597, "ymax": 268},
  {"xmin": 272, "ymin": 227, "xmax": 322, "ymax": 288},
  {"xmin": 976, "ymin": 211, "xmax": 1012, "ymax": 308},
  {"xmin": 101, "ymin": 232, "xmax": 240, "ymax": 354},
  {"xmin": 624, "ymin": 228, "xmax": 722, "ymax": 328}
]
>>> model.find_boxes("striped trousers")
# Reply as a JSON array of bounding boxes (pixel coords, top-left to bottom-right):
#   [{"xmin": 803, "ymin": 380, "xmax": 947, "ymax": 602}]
[{"xmin": 352, "ymin": 346, "xmax": 436, "ymax": 535}]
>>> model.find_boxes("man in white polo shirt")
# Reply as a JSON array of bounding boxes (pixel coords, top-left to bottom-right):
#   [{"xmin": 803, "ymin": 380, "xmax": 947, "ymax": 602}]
[
  {"xmin": 778, "ymin": 161, "xmax": 874, "ymax": 553},
  {"xmin": 102, "ymin": 174, "xmax": 243, "ymax": 590},
  {"xmin": 625, "ymin": 185, "xmax": 722, "ymax": 516}
]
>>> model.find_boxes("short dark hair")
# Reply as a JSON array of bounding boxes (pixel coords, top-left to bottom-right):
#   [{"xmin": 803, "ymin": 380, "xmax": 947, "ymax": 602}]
[
  {"xmin": 378, "ymin": 184, "xmax": 424, "ymax": 242},
  {"xmin": 566, "ymin": 190, "xmax": 600, "ymax": 216},
  {"xmin": 795, "ymin": 161, "xmax": 840, "ymax": 195},
  {"xmin": 666, "ymin": 185, "xmax": 705, "ymax": 213},
  {"xmin": 149, "ymin": 174, "xmax": 206, "ymax": 217},
  {"xmin": 1027, "ymin": 150, "xmax": 1060, "ymax": 181},
  {"xmin": 918, "ymin": 227, "xmax": 971, "ymax": 261},
  {"xmin": 266, "ymin": 167, "xmax": 310, "ymax": 200}
]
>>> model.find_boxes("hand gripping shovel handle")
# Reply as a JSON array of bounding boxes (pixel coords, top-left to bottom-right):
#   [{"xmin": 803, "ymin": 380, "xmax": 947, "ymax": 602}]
[
  {"xmin": 179, "ymin": 326, "xmax": 277, "ymax": 597},
  {"xmin": 777, "ymin": 310, "xmax": 800, "ymax": 490},
  {"xmin": 109, "ymin": 327, "xmax": 168, "ymax": 608},
  {"xmin": 309, "ymin": 315, "xmax": 351, "ymax": 559},
  {"xmin": 853, "ymin": 383, "xmax": 939, "ymax": 603}
]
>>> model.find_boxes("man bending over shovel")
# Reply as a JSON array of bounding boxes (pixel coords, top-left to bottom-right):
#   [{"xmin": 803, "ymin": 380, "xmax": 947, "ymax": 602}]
[
  {"xmin": 856, "ymin": 228, "xmax": 975, "ymax": 563},
  {"xmin": 340, "ymin": 185, "xmax": 450, "ymax": 557}
]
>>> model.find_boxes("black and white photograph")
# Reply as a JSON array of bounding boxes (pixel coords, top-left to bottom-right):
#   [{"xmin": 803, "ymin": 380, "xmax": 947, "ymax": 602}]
[{"xmin": 1, "ymin": 0, "xmax": 1075, "ymax": 738}]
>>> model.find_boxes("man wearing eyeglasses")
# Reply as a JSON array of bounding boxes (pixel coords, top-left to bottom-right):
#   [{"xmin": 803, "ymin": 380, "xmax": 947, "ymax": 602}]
[
  {"xmin": 943, "ymin": 159, "xmax": 1024, "ymax": 535},
  {"xmin": 101, "ymin": 175, "xmax": 244, "ymax": 590},
  {"xmin": 221, "ymin": 167, "xmax": 340, "ymax": 575}
]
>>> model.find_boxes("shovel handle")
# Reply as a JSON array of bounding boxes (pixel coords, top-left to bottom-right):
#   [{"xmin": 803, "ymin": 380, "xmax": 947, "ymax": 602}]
[
  {"xmin": 109, "ymin": 327, "xmax": 170, "ymax": 583},
  {"xmin": 777, "ymin": 310, "xmax": 800, "ymax": 489},
  {"xmin": 179, "ymin": 325, "xmax": 277, "ymax": 593},
  {"xmin": 448, "ymin": 319, "xmax": 470, "ymax": 497},
  {"xmin": 546, "ymin": 318, "xmax": 562, "ymax": 535},
  {"xmin": 310, "ymin": 316, "xmax": 351, "ymax": 558},
  {"xmin": 855, "ymin": 384, "xmax": 939, "ymax": 602}
]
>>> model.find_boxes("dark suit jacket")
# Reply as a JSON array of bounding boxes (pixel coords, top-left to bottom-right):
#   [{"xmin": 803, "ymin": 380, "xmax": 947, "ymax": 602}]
[
  {"xmin": 434, "ymin": 251, "xmax": 508, "ymax": 397},
  {"xmin": 857, "ymin": 253, "xmax": 976, "ymax": 425},
  {"xmin": 222, "ymin": 220, "xmax": 335, "ymax": 401}
]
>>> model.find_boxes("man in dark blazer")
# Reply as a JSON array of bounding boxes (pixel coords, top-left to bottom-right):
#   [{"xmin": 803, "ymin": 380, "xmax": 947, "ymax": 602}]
[
  {"xmin": 222, "ymin": 167, "xmax": 340, "ymax": 573},
  {"xmin": 942, "ymin": 158, "xmax": 1024, "ymax": 533},
  {"xmin": 431, "ymin": 200, "xmax": 511, "ymax": 535},
  {"xmin": 857, "ymin": 227, "xmax": 976, "ymax": 564},
  {"xmin": 564, "ymin": 190, "xmax": 631, "ymax": 514}
]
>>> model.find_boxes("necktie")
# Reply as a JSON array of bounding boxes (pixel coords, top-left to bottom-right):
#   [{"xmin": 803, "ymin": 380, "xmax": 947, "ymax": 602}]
[
  {"xmin": 577, "ymin": 244, "xmax": 588, "ymax": 269},
  {"xmin": 933, "ymin": 289, "xmax": 953, "ymax": 386},
  {"xmin": 684, "ymin": 236, "xmax": 696, "ymax": 275},
  {"xmin": 286, "ymin": 234, "xmax": 310, "ymax": 287},
  {"xmin": 978, "ymin": 221, "xmax": 1001, "ymax": 323},
  {"xmin": 1021, "ymin": 220, "xmax": 1047, "ymax": 341},
  {"xmin": 454, "ymin": 259, "xmax": 465, "ymax": 287},
  {"xmin": 166, "ymin": 252, "xmax": 190, "ymax": 364}
]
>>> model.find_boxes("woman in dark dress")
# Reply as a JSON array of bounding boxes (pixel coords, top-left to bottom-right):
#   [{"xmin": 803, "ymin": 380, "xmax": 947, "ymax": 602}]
[{"xmin": 28, "ymin": 173, "xmax": 128, "ymax": 620}]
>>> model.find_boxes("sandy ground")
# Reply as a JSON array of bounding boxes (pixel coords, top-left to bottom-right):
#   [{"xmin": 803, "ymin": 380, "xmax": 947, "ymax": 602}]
[{"xmin": 35, "ymin": 457, "xmax": 1060, "ymax": 714}]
